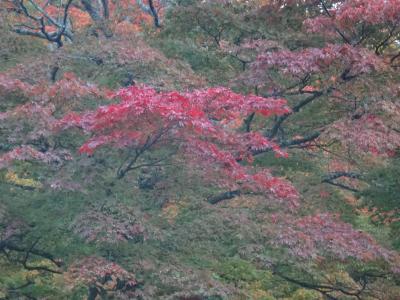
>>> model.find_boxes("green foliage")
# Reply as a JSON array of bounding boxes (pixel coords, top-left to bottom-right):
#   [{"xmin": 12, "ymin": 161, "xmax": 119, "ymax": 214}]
[
  {"xmin": 360, "ymin": 156, "xmax": 400, "ymax": 249},
  {"xmin": 216, "ymin": 258, "xmax": 264, "ymax": 283},
  {"xmin": 290, "ymin": 288, "xmax": 321, "ymax": 300},
  {"xmin": 154, "ymin": 38, "xmax": 237, "ymax": 84},
  {"xmin": 361, "ymin": 156, "xmax": 400, "ymax": 212}
]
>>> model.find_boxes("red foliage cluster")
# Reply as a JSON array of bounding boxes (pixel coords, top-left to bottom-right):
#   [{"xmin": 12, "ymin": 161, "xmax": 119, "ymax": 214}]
[
  {"xmin": 45, "ymin": 5, "xmax": 92, "ymax": 30},
  {"xmin": 271, "ymin": 213, "xmax": 400, "ymax": 271},
  {"xmin": 66, "ymin": 256, "xmax": 137, "ymax": 290},
  {"xmin": 0, "ymin": 72, "xmax": 103, "ymax": 169},
  {"xmin": 328, "ymin": 114, "xmax": 400, "ymax": 157},
  {"xmin": 36, "ymin": 72, "xmax": 103, "ymax": 103},
  {"xmin": 58, "ymin": 85, "xmax": 299, "ymax": 206},
  {"xmin": 253, "ymin": 44, "xmax": 383, "ymax": 78},
  {"xmin": 0, "ymin": 72, "xmax": 102, "ymax": 102},
  {"xmin": 70, "ymin": 204, "xmax": 145, "ymax": 244},
  {"xmin": 0, "ymin": 146, "xmax": 69, "ymax": 169},
  {"xmin": 0, "ymin": 73, "xmax": 28, "ymax": 95},
  {"xmin": 110, "ymin": 0, "xmax": 165, "ymax": 31},
  {"xmin": 305, "ymin": 0, "xmax": 400, "ymax": 34}
]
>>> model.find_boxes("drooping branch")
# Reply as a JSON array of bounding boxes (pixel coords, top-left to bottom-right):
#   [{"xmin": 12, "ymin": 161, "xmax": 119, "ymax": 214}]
[
  {"xmin": 251, "ymin": 131, "xmax": 321, "ymax": 157},
  {"xmin": 1, "ymin": 239, "xmax": 62, "ymax": 274},
  {"xmin": 266, "ymin": 261, "xmax": 387, "ymax": 300},
  {"xmin": 322, "ymin": 171, "xmax": 362, "ymax": 192},
  {"xmin": 207, "ymin": 190, "xmax": 241, "ymax": 204},
  {"xmin": 273, "ymin": 269, "xmax": 365, "ymax": 300},
  {"xmin": 322, "ymin": 171, "xmax": 362, "ymax": 182},
  {"xmin": 280, "ymin": 131, "xmax": 321, "ymax": 148}
]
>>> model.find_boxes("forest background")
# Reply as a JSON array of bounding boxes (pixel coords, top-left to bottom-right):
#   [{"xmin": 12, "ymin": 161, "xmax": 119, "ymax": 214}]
[{"xmin": 0, "ymin": 0, "xmax": 400, "ymax": 299}]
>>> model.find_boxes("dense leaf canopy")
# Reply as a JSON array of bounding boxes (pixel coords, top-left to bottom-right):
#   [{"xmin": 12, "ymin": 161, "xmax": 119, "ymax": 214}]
[{"xmin": 0, "ymin": 0, "xmax": 399, "ymax": 299}]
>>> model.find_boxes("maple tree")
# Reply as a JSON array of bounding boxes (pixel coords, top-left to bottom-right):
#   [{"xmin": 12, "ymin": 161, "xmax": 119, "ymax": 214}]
[
  {"xmin": 2, "ymin": 0, "xmax": 167, "ymax": 47},
  {"xmin": 183, "ymin": 0, "xmax": 396, "ymax": 148},
  {"xmin": 65, "ymin": 256, "xmax": 138, "ymax": 299},
  {"xmin": 271, "ymin": 213, "xmax": 399, "ymax": 266},
  {"xmin": 0, "ymin": 205, "xmax": 62, "ymax": 275},
  {"xmin": 70, "ymin": 203, "xmax": 146, "ymax": 244},
  {"xmin": 0, "ymin": 72, "xmax": 103, "ymax": 176},
  {"xmin": 57, "ymin": 84, "xmax": 300, "ymax": 207},
  {"xmin": 3, "ymin": 0, "xmax": 75, "ymax": 47}
]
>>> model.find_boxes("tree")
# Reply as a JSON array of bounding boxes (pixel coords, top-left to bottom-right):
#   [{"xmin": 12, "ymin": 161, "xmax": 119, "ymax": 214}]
[
  {"xmin": 55, "ymin": 81, "xmax": 400, "ymax": 289},
  {"xmin": 0, "ymin": 72, "xmax": 104, "ymax": 189},
  {"xmin": 57, "ymin": 84, "xmax": 300, "ymax": 207},
  {"xmin": 64, "ymin": 256, "xmax": 137, "ymax": 299},
  {"xmin": 4, "ymin": 0, "xmax": 170, "ymax": 48},
  {"xmin": 4, "ymin": 0, "xmax": 74, "ymax": 47},
  {"xmin": 242, "ymin": 0, "xmax": 400, "ymax": 139},
  {"xmin": 0, "ymin": 205, "xmax": 62, "ymax": 275},
  {"xmin": 70, "ymin": 203, "xmax": 146, "ymax": 244}
]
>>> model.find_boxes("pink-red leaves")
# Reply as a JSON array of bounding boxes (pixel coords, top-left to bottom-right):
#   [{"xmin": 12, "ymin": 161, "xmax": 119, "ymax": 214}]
[
  {"xmin": 254, "ymin": 44, "xmax": 383, "ymax": 78},
  {"xmin": 66, "ymin": 256, "xmax": 137, "ymax": 289},
  {"xmin": 327, "ymin": 114, "xmax": 400, "ymax": 157},
  {"xmin": 0, "ymin": 146, "xmax": 67, "ymax": 169},
  {"xmin": 305, "ymin": 0, "xmax": 400, "ymax": 34},
  {"xmin": 272, "ymin": 213, "xmax": 400, "ymax": 270},
  {"xmin": 58, "ymin": 85, "xmax": 298, "ymax": 204}
]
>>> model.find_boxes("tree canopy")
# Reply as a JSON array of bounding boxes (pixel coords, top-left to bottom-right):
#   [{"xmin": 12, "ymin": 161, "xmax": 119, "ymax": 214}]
[{"xmin": 0, "ymin": 0, "xmax": 400, "ymax": 299}]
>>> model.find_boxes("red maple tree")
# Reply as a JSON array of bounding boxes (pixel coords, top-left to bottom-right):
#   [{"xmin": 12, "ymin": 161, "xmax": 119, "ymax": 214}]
[{"xmin": 57, "ymin": 84, "xmax": 299, "ymax": 207}]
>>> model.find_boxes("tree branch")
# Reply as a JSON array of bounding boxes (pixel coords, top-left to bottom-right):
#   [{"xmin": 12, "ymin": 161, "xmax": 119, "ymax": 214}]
[
  {"xmin": 207, "ymin": 190, "xmax": 241, "ymax": 204},
  {"xmin": 267, "ymin": 91, "xmax": 324, "ymax": 139},
  {"xmin": 322, "ymin": 171, "xmax": 362, "ymax": 192}
]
